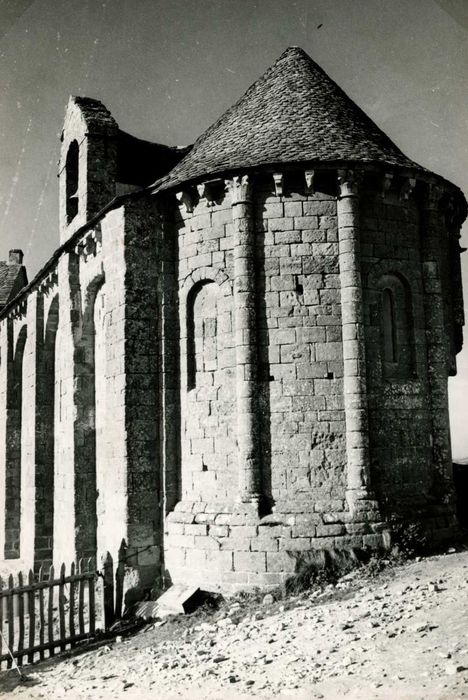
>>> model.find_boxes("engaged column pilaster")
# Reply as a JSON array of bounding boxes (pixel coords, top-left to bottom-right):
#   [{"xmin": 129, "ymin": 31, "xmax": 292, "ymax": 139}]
[
  {"xmin": 337, "ymin": 169, "xmax": 375, "ymax": 515},
  {"xmin": 226, "ymin": 175, "xmax": 261, "ymax": 506},
  {"xmin": 419, "ymin": 183, "xmax": 455, "ymax": 502}
]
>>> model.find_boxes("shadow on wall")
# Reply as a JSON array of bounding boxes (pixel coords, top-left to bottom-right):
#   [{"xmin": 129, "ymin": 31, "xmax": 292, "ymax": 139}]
[
  {"xmin": 453, "ymin": 462, "xmax": 468, "ymax": 529},
  {"xmin": 255, "ymin": 190, "xmax": 273, "ymax": 514}
]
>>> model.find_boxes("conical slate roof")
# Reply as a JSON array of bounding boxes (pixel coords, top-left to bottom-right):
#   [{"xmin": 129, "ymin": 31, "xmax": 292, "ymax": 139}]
[{"xmin": 157, "ymin": 46, "xmax": 422, "ymax": 191}]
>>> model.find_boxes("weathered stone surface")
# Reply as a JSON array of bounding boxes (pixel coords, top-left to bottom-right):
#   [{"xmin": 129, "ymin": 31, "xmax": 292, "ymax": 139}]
[{"xmin": 0, "ymin": 52, "xmax": 464, "ymax": 595}]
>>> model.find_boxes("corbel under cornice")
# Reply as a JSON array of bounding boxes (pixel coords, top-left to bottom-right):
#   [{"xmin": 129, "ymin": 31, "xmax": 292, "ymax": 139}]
[
  {"xmin": 304, "ymin": 170, "xmax": 315, "ymax": 195},
  {"xmin": 176, "ymin": 189, "xmax": 194, "ymax": 214},
  {"xmin": 399, "ymin": 177, "xmax": 416, "ymax": 201},
  {"xmin": 272, "ymin": 172, "xmax": 284, "ymax": 197},
  {"xmin": 381, "ymin": 172, "xmax": 394, "ymax": 199},
  {"xmin": 38, "ymin": 270, "xmax": 59, "ymax": 295},
  {"xmin": 197, "ymin": 178, "xmax": 224, "ymax": 206}
]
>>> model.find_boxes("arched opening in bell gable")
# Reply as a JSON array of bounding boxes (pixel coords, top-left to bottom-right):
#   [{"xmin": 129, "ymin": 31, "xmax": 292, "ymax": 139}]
[{"xmin": 65, "ymin": 140, "xmax": 79, "ymax": 223}]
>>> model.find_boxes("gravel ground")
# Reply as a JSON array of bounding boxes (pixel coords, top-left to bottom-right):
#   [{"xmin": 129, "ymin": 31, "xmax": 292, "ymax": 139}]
[{"xmin": 1, "ymin": 550, "xmax": 468, "ymax": 700}]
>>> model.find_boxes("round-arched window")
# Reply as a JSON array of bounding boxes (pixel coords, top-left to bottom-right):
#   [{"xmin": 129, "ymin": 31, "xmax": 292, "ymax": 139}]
[
  {"xmin": 378, "ymin": 273, "xmax": 415, "ymax": 380},
  {"xmin": 65, "ymin": 140, "xmax": 79, "ymax": 223}
]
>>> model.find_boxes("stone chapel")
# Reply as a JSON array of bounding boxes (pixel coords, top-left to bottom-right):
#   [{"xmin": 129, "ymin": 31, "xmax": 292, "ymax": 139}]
[{"xmin": 0, "ymin": 47, "xmax": 466, "ymax": 591}]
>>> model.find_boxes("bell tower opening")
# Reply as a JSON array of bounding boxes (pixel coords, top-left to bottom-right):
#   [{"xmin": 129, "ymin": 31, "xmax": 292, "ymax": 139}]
[{"xmin": 65, "ymin": 140, "xmax": 79, "ymax": 223}]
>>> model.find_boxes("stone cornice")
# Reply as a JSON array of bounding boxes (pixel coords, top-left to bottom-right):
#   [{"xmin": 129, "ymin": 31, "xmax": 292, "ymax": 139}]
[{"xmin": 6, "ymin": 297, "xmax": 27, "ymax": 321}]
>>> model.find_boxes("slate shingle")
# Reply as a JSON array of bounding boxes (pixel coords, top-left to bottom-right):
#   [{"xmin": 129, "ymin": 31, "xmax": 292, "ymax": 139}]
[
  {"xmin": 0, "ymin": 261, "xmax": 27, "ymax": 308},
  {"xmin": 156, "ymin": 46, "xmax": 423, "ymax": 191}
]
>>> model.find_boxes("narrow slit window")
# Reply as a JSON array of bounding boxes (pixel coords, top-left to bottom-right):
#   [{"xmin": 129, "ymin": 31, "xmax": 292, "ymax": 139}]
[
  {"xmin": 382, "ymin": 288, "xmax": 397, "ymax": 363},
  {"xmin": 379, "ymin": 272, "xmax": 416, "ymax": 381}
]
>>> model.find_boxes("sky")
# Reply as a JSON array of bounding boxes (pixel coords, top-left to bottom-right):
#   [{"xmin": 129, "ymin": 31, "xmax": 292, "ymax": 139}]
[{"xmin": 0, "ymin": 0, "xmax": 467, "ymax": 455}]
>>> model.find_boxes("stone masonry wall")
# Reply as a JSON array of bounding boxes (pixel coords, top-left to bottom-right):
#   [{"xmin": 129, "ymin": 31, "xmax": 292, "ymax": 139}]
[
  {"xmin": 53, "ymin": 200, "xmax": 163, "ymax": 583},
  {"xmin": 19, "ymin": 291, "xmax": 39, "ymax": 565},
  {"xmin": 360, "ymin": 185, "xmax": 434, "ymax": 512},
  {"xmin": 176, "ymin": 190, "xmax": 237, "ymax": 502},
  {"xmin": 53, "ymin": 253, "xmax": 77, "ymax": 566},
  {"xmin": 172, "ymin": 175, "xmax": 347, "ymax": 508},
  {"xmin": 1, "ymin": 316, "xmax": 28, "ymax": 559},
  {"xmin": 59, "ymin": 98, "xmax": 117, "ymax": 243},
  {"xmin": 0, "ymin": 319, "xmax": 9, "ymax": 558},
  {"xmin": 164, "ymin": 173, "xmax": 387, "ymax": 592},
  {"xmin": 254, "ymin": 174, "xmax": 346, "ymax": 507},
  {"xmin": 0, "ymin": 162, "xmax": 461, "ymax": 593}
]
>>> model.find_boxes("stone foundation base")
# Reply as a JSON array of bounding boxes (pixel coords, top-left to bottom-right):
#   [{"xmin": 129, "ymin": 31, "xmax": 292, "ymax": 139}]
[
  {"xmin": 163, "ymin": 500, "xmax": 391, "ymax": 593},
  {"xmin": 163, "ymin": 499, "xmax": 461, "ymax": 592}
]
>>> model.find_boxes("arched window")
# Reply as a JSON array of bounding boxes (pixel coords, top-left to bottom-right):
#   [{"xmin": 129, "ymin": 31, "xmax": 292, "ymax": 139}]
[
  {"xmin": 378, "ymin": 273, "xmax": 415, "ymax": 381},
  {"xmin": 382, "ymin": 288, "xmax": 397, "ymax": 363},
  {"xmin": 65, "ymin": 140, "xmax": 79, "ymax": 223},
  {"xmin": 187, "ymin": 281, "xmax": 219, "ymax": 390}
]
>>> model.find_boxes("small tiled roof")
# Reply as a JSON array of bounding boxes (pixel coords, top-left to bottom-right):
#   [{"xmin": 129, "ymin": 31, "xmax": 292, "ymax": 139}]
[
  {"xmin": 0, "ymin": 261, "xmax": 27, "ymax": 308},
  {"xmin": 156, "ymin": 46, "xmax": 423, "ymax": 191}
]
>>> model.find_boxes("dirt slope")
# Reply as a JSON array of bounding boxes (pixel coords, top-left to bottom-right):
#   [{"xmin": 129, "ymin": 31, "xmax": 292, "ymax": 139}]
[{"xmin": 2, "ymin": 550, "xmax": 468, "ymax": 700}]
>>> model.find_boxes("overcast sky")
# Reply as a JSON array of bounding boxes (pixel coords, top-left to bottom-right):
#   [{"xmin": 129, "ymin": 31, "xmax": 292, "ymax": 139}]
[{"xmin": 0, "ymin": 0, "xmax": 467, "ymax": 455}]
